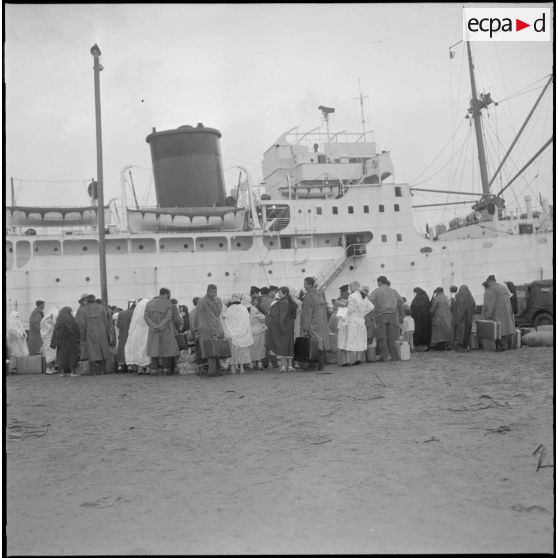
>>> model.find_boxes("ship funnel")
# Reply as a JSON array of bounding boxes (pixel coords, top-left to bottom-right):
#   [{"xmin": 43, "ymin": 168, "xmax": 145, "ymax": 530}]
[{"xmin": 145, "ymin": 124, "xmax": 226, "ymax": 208}]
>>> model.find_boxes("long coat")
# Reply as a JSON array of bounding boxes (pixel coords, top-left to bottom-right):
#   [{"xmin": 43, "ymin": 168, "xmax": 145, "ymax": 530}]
[
  {"xmin": 430, "ymin": 293, "xmax": 453, "ymax": 345},
  {"xmin": 51, "ymin": 307, "xmax": 81, "ymax": 372},
  {"xmin": 116, "ymin": 307, "xmax": 134, "ymax": 363},
  {"xmin": 338, "ymin": 292, "xmax": 374, "ymax": 352},
  {"xmin": 78, "ymin": 302, "xmax": 114, "ymax": 361},
  {"xmin": 452, "ymin": 286, "xmax": 476, "ymax": 347},
  {"xmin": 144, "ymin": 296, "xmax": 180, "ymax": 358},
  {"xmin": 300, "ymin": 287, "xmax": 331, "ymax": 350},
  {"xmin": 27, "ymin": 308, "xmax": 44, "ymax": 354},
  {"xmin": 267, "ymin": 297, "xmax": 296, "ymax": 356},
  {"xmin": 483, "ymin": 283, "xmax": 515, "ymax": 336},
  {"xmin": 195, "ymin": 295, "xmax": 224, "ymax": 358}
]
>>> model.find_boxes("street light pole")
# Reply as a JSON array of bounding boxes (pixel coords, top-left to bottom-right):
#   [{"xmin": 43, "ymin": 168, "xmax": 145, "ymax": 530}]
[{"xmin": 90, "ymin": 43, "xmax": 108, "ymax": 304}]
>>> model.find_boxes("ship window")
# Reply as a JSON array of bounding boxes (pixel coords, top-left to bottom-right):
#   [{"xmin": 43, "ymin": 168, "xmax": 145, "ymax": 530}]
[
  {"xmin": 56, "ymin": 278, "xmax": 60, "ymax": 282},
  {"xmin": 82, "ymin": 246, "xmax": 88, "ymax": 251},
  {"xmin": 269, "ymin": 241, "xmax": 274, "ymax": 246},
  {"xmin": 207, "ymin": 272, "xmax": 212, "ymax": 277},
  {"xmin": 318, "ymin": 155, "xmax": 326, "ymax": 164},
  {"xmin": 139, "ymin": 244, "xmax": 144, "ymax": 250},
  {"xmin": 348, "ymin": 206, "xmax": 354, "ymax": 214},
  {"xmin": 160, "ymin": 244, "xmax": 165, "ymax": 250},
  {"xmin": 394, "ymin": 204, "xmax": 400, "ymax": 212},
  {"xmin": 301, "ymin": 268, "xmax": 306, "ymax": 273},
  {"xmin": 411, "ymin": 261, "xmax": 415, "ymax": 266},
  {"xmin": 85, "ymin": 277, "xmax": 90, "ymax": 282},
  {"xmin": 115, "ymin": 276, "xmax": 119, "ymax": 280},
  {"xmin": 364, "ymin": 205, "xmax": 369, "ymax": 213},
  {"xmin": 397, "ymin": 233, "xmax": 403, "ymax": 241},
  {"xmin": 298, "ymin": 209, "xmax": 302, "ymax": 214},
  {"xmin": 307, "ymin": 209, "xmax": 312, "ymax": 213},
  {"xmin": 379, "ymin": 205, "xmax": 385, "ymax": 213},
  {"xmin": 325, "ymin": 239, "xmax": 330, "ymax": 244},
  {"xmin": 332, "ymin": 207, "xmax": 338, "ymax": 215},
  {"xmin": 225, "ymin": 272, "xmax": 230, "ymax": 277},
  {"xmin": 381, "ymin": 235, "xmax": 387, "ymax": 243},
  {"xmin": 200, "ymin": 243, "xmax": 204, "ymax": 248},
  {"xmin": 116, "ymin": 245, "xmax": 121, "ymax": 251},
  {"xmin": 236, "ymin": 242, "xmax": 241, "ymax": 247},
  {"xmin": 301, "ymin": 240, "xmax": 306, "ymax": 245},
  {"xmin": 395, "ymin": 186, "xmax": 402, "ymax": 197},
  {"xmin": 53, "ymin": 246, "xmax": 58, "ymax": 252},
  {"xmin": 268, "ymin": 270, "xmax": 273, "ymax": 274},
  {"xmin": 381, "ymin": 264, "xmax": 385, "ymax": 268},
  {"xmin": 316, "ymin": 207, "xmax": 322, "ymax": 215},
  {"xmin": 9, "ymin": 247, "xmax": 13, "ymax": 253},
  {"xmin": 183, "ymin": 244, "xmax": 189, "ymax": 249},
  {"xmin": 218, "ymin": 242, "xmax": 223, "ymax": 248}
]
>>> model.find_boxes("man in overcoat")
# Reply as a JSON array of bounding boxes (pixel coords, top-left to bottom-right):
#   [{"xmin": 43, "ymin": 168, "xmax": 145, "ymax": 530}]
[
  {"xmin": 483, "ymin": 275, "xmax": 516, "ymax": 350},
  {"xmin": 144, "ymin": 287, "xmax": 181, "ymax": 375},
  {"xmin": 300, "ymin": 277, "xmax": 331, "ymax": 369},
  {"xmin": 27, "ymin": 299, "xmax": 45, "ymax": 354}
]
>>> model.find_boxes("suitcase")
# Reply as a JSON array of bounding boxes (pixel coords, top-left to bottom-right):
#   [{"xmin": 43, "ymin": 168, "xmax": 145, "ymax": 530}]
[
  {"xmin": 476, "ymin": 320, "xmax": 501, "ymax": 340},
  {"xmin": 294, "ymin": 336, "xmax": 321, "ymax": 362},
  {"xmin": 15, "ymin": 355, "xmax": 46, "ymax": 374},
  {"xmin": 175, "ymin": 332, "xmax": 189, "ymax": 350},
  {"xmin": 202, "ymin": 337, "xmax": 231, "ymax": 359},
  {"xmin": 479, "ymin": 338, "xmax": 498, "ymax": 351},
  {"xmin": 395, "ymin": 340, "xmax": 411, "ymax": 361},
  {"xmin": 366, "ymin": 343, "xmax": 377, "ymax": 362}
]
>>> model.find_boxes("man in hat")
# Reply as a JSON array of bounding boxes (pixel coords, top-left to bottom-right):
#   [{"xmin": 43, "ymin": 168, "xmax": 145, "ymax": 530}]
[
  {"xmin": 250, "ymin": 286, "xmax": 262, "ymax": 308},
  {"xmin": 338, "ymin": 285, "xmax": 350, "ymax": 302},
  {"xmin": 27, "ymin": 299, "xmax": 45, "ymax": 354},
  {"xmin": 75, "ymin": 293, "xmax": 89, "ymax": 323},
  {"xmin": 144, "ymin": 287, "xmax": 181, "ymax": 375},
  {"xmin": 78, "ymin": 294, "xmax": 114, "ymax": 374},
  {"xmin": 196, "ymin": 284, "xmax": 225, "ymax": 376},
  {"xmin": 483, "ymin": 275, "xmax": 515, "ymax": 350},
  {"xmin": 368, "ymin": 276, "xmax": 404, "ymax": 361}
]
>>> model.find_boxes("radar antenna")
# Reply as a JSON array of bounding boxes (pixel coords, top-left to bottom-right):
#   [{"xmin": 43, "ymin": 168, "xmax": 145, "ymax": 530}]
[{"xmin": 318, "ymin": 105, "xmax": 335, "ymax": 141}]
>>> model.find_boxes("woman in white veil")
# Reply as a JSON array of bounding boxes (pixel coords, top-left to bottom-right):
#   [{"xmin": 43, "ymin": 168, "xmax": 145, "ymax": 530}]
[
  {"xmin": 124, "ymin": 298, "xmax": 151, "ymax": 374},
  {"xmin": 7, "ymin": 311, "xmax": 29, "ymax": 371}
]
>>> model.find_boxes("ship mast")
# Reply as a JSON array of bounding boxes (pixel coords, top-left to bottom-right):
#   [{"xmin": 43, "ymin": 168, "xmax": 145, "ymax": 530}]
[
  {"xmin": 466, "ymin": 41, "xmax": 492, "ymax": 197},
  {"xmin": 355, "ymin": 78, "xmax": 368, "ymax": 141}
]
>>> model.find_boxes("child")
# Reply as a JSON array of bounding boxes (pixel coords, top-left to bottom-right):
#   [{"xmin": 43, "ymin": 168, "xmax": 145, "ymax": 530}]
[{"xmin": 402, "ymin": 307, "xmax": 415, "ymax": 352}]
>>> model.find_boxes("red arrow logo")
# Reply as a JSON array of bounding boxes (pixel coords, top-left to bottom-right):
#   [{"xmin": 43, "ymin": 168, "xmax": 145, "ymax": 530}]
[{"xmin": 516, "ymin": 18, "xmax": 530, "ymax": 31}]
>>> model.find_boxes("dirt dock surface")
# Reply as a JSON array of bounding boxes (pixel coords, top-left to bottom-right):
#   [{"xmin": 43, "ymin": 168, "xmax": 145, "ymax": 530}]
[{"xmin": 6, "ymin": 347, "xmax": 554, "ymax": 555}]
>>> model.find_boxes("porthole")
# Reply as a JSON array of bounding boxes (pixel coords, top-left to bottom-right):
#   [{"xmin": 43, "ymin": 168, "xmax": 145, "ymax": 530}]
[
  {"xmin": 9, "ymin": 247, "xmax": 13, "ymax": 253},
  {"xmin": 349, "ymin": 265, "xmax": 354, "ymax": 271},
  {"xmin": 200, "ymin": 243, "xmax": 205, "ymax": 248},
  {"xmin": 301, "ymin": 240, "xmax": 306, "ymax": 245},
  {"xmin": 116, "ymin": 245, "xmax": 121, "ymax": 251},
  {"xmin": 183, "ymin": 244, "xmax": 189, "ymax": 249},
  {"xmin": 269, "ymin": 241, "xmax": 274, "ymax": 246},
  {"xmin": 225, "ymin": 272, "xmax": 230, "ymax": 277},
  {"xmin": 160, "ymin": 244, "xmax": 165, "ymax": 250},
  {"xmin": 411, "ymin": 261, "xmax": 415, "ymax": 266},
  {"xmin": 115, "ymin": 276, "xmax": 119, "ymax": 280},
  {"xmin": 138, "ymin": 244, "xmax": 144, "ymax": 250},
  {"xmin": 307, "ymin": 209, "xmax": 311, "ymax": 213},
  {"xmin": 381, "ymin": 264, "xmax": 385, "ymax": 268},
  {"xmin": 218, "ymin": 243, "xmax": 223, "ymax": 248},
  {"xmin": 35, "ymin": 247, "xmax": 39, "ymax": 252},
  {"xmin": 298, "ymin": 209, "xmax": 302, "ymax": 214},
  {"xmin": 301, "ymin": 268, "xmax": 306, "ymax": 273},
  {"xmin": 85, "ymin": 277, "xmax": 90, "ymax": 282},
  {"xmin": 236, "ymin": 242, "xmax": 241, "ymax": 247},
  {"xmin": 53, "ymin": 246, "xmax": 59, "ymax": 252},
  {"xmin": 55, "ymin": 278, "xmax": 60, "ymax": 283},
  {"xmin": 325, "ymin": 239, "xmax": 330, "ymax": 244},
  {"xmin": 268, "ymin": 270, "xmax": 273, "ymax": 274},
  {"xmin": 207, "ymin": 272, "xmax": 212, "ymax": 277},
  {"xmin": 83, "ymin": 246, "xmax": 88, "ymax": 251}
]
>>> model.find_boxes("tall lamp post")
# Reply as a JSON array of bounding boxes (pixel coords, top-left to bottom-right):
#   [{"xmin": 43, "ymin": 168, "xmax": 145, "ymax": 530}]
[{"xmin": 91, "ymin": 43, "xmax": 108, "ymax": 303}]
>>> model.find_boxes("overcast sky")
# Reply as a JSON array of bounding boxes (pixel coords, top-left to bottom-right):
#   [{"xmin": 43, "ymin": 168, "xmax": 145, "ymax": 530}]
[{"xmin": 5, "ymin": 2, "xmax": 554, "ymax": 230}]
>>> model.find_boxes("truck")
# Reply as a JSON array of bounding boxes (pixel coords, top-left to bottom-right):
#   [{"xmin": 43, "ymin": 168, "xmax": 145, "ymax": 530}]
[{"xmin": 513, "ymin": 279, "xmax": 554, "ymax": 328}]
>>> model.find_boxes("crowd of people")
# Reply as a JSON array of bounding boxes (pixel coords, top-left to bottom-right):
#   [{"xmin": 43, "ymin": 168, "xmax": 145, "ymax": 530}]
[{"xmin": 5, "ymin": 273, "xmax": 517, "ymax": 376}]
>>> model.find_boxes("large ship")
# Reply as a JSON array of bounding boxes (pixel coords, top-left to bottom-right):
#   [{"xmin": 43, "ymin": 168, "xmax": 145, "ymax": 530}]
[{"xmin": 5, "ymin": 43, "xmax": 553, "ymax": 323}]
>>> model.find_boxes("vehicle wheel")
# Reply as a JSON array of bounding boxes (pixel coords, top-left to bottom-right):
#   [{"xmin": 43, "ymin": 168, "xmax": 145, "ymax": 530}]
[{"xmin": 533, "ymin": 313, "xmax": 553, "ymax": 328}]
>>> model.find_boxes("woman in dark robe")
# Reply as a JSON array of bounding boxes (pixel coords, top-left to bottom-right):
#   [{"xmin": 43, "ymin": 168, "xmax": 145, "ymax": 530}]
[
  {"xmin": 50, "ymin": 306, "xmax": 81, "ymax": 375},
  {"xmin": 452, "ymin": 284, "xmax": 476, "ymax": 351},
  {"xmin": 410, "ymin": 287, "xmax": 431, "ymax": 350},
  {"xmin": 267, "ymin": 286, "xmax": 298, "ymax": 372},
  {"xmin": 430, "ymin": 287, "xmax": 453, "ymax": 350}
]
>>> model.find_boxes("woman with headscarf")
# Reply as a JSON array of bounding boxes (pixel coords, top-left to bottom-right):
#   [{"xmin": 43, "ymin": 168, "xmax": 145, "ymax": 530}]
[
  {"xmin": 337, "ymin": 281, "xmax": 374, "ymax": 366},
  {"xmin": 222, "ymin": 293, "xmax": 254, "ymax": 374},
  {"xmin": 410, "ymin": 287, "xmax": 432, "ymax": 351},
  {"xmin": 245, "ymin": 294, "xmax": 267, "ymax": 370},
  {"xmin": 50, "ymin": 306, "xmax": 81, "ymax": 376},
  {"xmin": 125, "ymin": 298, "xmax": 151, "ymax": 374},
  {"xmin": 267, "ymin": 286, "xmax": 298, "ymax": 372},
  {"xmin": 7, "ymin": 311, "xmax": 29, "ymax": 371},
  {"xmin": 41, "ymin": 307, "xmax": 59, "ymax": 374},
  {"xmin": 430, "ymin": 287, "xmax": 453, "ymax": 350},
  {"xmin": 452, "ymin": 285, "xmax": 476, "ymax": 351}
]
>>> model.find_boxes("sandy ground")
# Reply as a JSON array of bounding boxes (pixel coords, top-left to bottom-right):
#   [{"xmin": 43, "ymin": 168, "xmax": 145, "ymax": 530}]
[{"xmin": 6, "ymin": 346, "xmax": 554, "ymax": 555}]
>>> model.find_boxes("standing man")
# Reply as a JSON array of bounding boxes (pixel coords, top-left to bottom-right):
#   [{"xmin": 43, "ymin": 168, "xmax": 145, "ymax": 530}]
[
  {"xmin": 483, "ymin": 274, "xmax": 516, "ymax": 350},
  {"xmin": 116, "ymin": 301, "xmax": 135, "ymax": 372},
  {"xmin": 195, "ymin": 284, "xmax": 225, "ymax": 376},
  {"xmin": 78, "ymin": 294, "xmax": 115, "ymax": 374},
  {"xmin": 27, "ymin": 300, "xmax": 45, "ymax": 355},
  {"xmin": 368, "ymin": 275, "xmax": 404, "ymax": 361},
  {"xmin": 144, "ymin": 288, "xmax": 181, "ymax": 375},
  {"xmin": 300, "ymin": 277, "xmax": 330, "ymax": 369}
]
